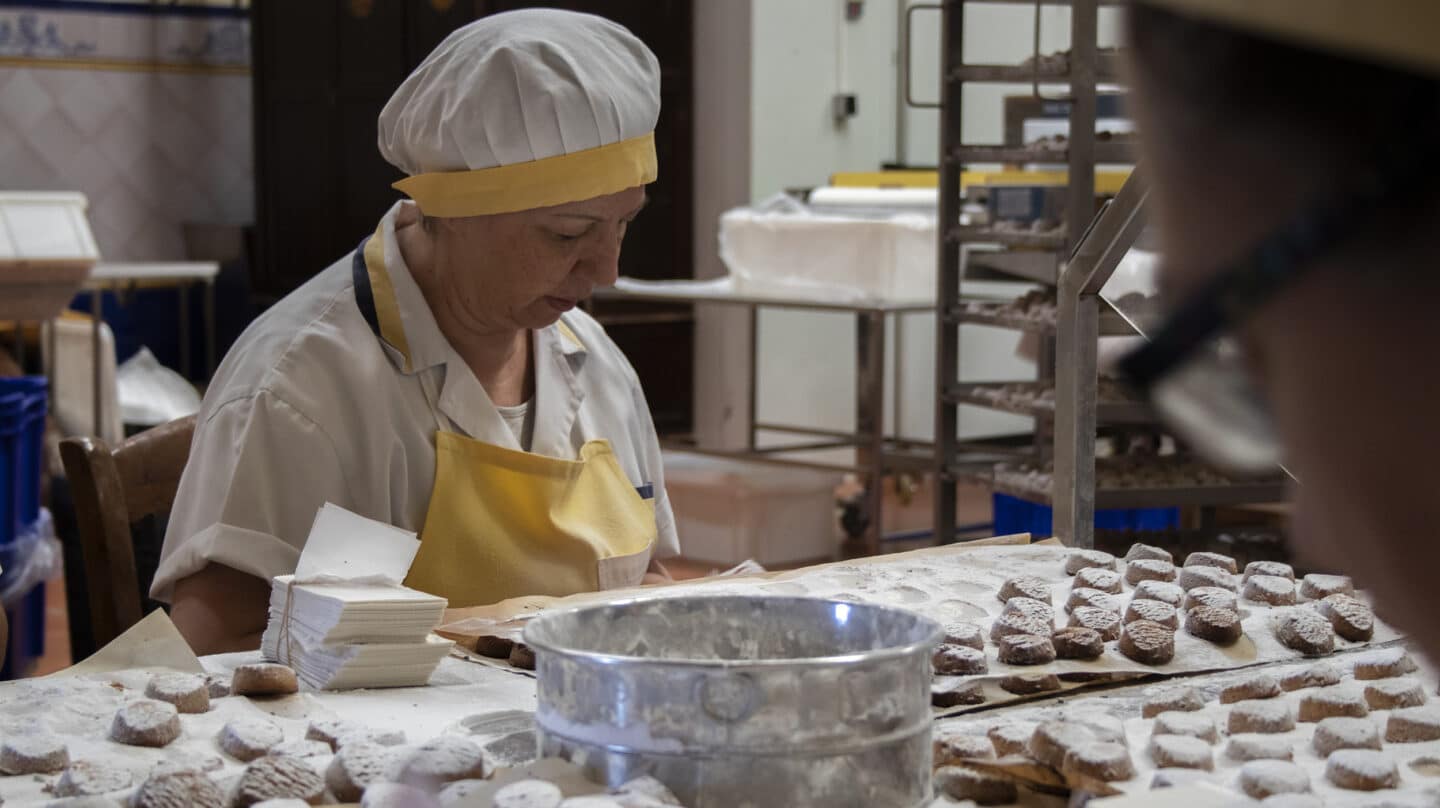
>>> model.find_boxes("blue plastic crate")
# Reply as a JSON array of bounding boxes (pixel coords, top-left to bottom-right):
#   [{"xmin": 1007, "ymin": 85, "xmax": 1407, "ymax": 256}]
[
  {"xmin": 993, "ymin": 493, "xmax": 1179, "ymax": 538},
  {"xmin": 0, "ymin": 377, "xmax": 46, "ymax": 543}
]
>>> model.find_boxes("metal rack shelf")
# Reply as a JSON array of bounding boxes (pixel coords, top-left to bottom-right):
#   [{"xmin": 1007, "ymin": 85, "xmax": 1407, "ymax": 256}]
[
  {"xmin": 946, "ymin": 301, "xmax": 1137, "ymax": 336},
  {"xmin": 944, "ymin": 382, "xmax": 1155, "ymax": 424},
  {"xmin": 957, "ymin": 460, "xmax": 1288, "ymax": 510},
  {"xmin": 947, "ymin": 52, "xmax": 1122, "ymax": 84},
  {"xmin": 950, "ymin": 140, "xmax": 1137, "ymax": 165},
  {"xmin": 946, "ymin": 226, "xmax": 1066, "ymax": 249},
  {"xmin": 964, "ymin": 250, "xmax": 1060, "ymax": 284}
]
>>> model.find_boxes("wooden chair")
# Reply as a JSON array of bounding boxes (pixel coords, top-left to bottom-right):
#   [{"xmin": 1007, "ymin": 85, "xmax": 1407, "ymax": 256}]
[{"xmin": 58, "ymin": 415, "xmax": 196, "ymax": 648}]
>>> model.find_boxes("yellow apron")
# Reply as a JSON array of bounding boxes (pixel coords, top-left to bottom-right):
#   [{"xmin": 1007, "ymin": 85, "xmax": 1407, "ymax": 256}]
[{"xmin": 404, "ymin": 430, "xmax": 657, "ymax": 608}]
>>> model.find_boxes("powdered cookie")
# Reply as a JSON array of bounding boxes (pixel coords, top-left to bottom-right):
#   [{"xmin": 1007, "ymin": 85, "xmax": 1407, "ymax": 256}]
[
  {"xmin": 1184, "ymin": 551, "xmax": 1238, "ymax": 574},
  {"xmin": 1178, "ymin": 565, "xmax": 1237, "ymax": 592},
  {"xmin": 1183, "ymin": 586, "xmax": 1238, "ymax": 613},
  {"xmin": 1119, "ymin": 619, "xmax": 1175, "ymax": 665},
  {"xmin": 336, "ymin": 728, "xmax": 406, "ymax": 750},
  {"xmin": 53, "ymin": 762, "xmax": 133, "ymax": 797},
  {"xmin": 1133, "ymin": 580, "xmax": 1185, "ymax": 608},
  {"xmin": 1062, "ymin": 741, "xmax": 1135, "ymax": 782},
  {"xmin": 205, "ymin": 674, "xmax": 231, "ymax": 699},
  {"xmin": 1312, "ymin": 717, "xmax": 1381, "ymax": 756},
  {"xmin": 987, "ymin": 722, "xmax": 1037, "ymax": 757},
  {"xmin": 1075, "ymin": 567, "xmax": 1123, "ymax": 595},
  {"xmin": 934, "ymin": 733, "xmax": 996, "ymax": 767},
  {"xmin": 1125, "ymin": 543, "xmax": 1173, "ymax": 564},
  {"xmin": 1142, "ymin": 687, "xmax": 1205, "ymax": 718},
  {"xmin": 268, "ymin": 740, "xmax": 331, "ymax": 759},
  {"xmin": 218, "ymin": 717, "xmax": 285, "ymax": 762},
  {"xmin": 998, "ymin": 634, "xmax": 1056, "ymax": 666},
  {"xmin": 1149, "ymin": 735, "xmax": 1213, "ymax": 770},
  {"xmin": 1125, "ymin": 559, "xmax": 1177, "ymax": 586},
  {"xmin": 1276, "ymin": 610, "xmax": 1335, "ymax": 657},
  {"xmin": 1298, "ymin": 687, "xmax": 1369, "ymax": 722},
  {"xmin": 1243, "ymin": 575, "xmax": 1297, "ymax": 606},
  {"xmin": 110, "ymin": 699, "xmax": 181, "ymax": 747},
  {"xmin": 614, "ymin": 775, "xmax": 681, "ymax": 805},
  {"xmin": 1069, "ymin": 606, "xmax": 1121, "ymax": 641},
  {"xmin": 326, "ymin": 743, "xmax": 397, "ymax": 802},
  {"xmin": 1065, "ymin": 549, "xmax": 1117, "ymax": 575},
  {"xmin": 150, "ymin": 757, "xmax": 223, "ymax": 778},
  {"xmin": 1244, "ymin": 561, "xmax": 1295, "ymax": 582},
  {"xmin": 0, "ymin": 733, "xmax": 68, "ymax": 774},
  {"xmin": 232, "ymin": 756, "xmax": 325, "ymax": 806},
  {"xmin": 132, "ymin": 770, "xmax": 225, "ymax": 808},
  {"xmin": 231, "ymin": 664, "xmax": 299, "ymax": 697},
  {"xmin": 1280, "ymin": 664, "xmax": 1341, "ymax": 692},
  {"xmin": 1385, "ymin": 706, "xmax": 1440, "ymax": 742},
  {"xmin": 932, "ymin": 679, "xmax": 985, "ymax": 708},
  {"xmin": 1238, "ymin": 760, "xmax": 1311, "ymax": 800},
  {"xmin": 941, "ymin": 622, "xmax": 984, "ymax": 650},
  {"xmin": 1229, "ymin": 699, "xmax": 1297, "ymax": 734},
  {"xmin": 1353, "ymin": 647, "xmax": 1418, "ymax": 680},
  {"xmin": 1065, "ymin": 587, "xmax": 1122, "ymax": 614},
  {"xmin": 1000, "ymin": 674, "xmax": 1061, "ymax": 695},
  {"xmin": 1002, "ymin": 595, "xmax": 1054, "ymax": 622},
  {"xmin": 438, "ymin": 779, "xmax": 487, "ymax": 805},
  {"xmin": 144, "ymin": 673, "xmax": 210, "ymax": 714},
  {"xmin": 933, "ymin": 766, "xmax": 1017, "ymax": 806},
  {"xmin": 1029, "ymin": 721, "xmax": 1097, "ymax": 769},
  {"xmin": 998, "ymin": 576, "xmax": 1051, "ymax": 605},
  {"xmin": 1154, "ymin": 711, "xmax": 1218, "ymax": 743},
  {"xmin": 1299, "ymin": 574, "xmax": 1353, "ymax": 600},
  {"xmin": 990, "ymin": 610, "xmax": 1053, "ymax": 642},
  {"xmin": 1365, "ymin": 678, "xmax": 1427, "ymax": 710},
  {"xmin": 933, "ymin": 644, "xmax": 988, "ymax": 675},
  {"xmin": 1315, "ymin": 595, "xmax": 1374, "ymax": 642},
  {"xmin": 1222, "ymin": 673, "xmax": 1282, "ymax": 704},
  {"xmin": 1227, "ymin": 734, "xmax": 1295, "ymax": 762},
  {"xmin": 1124, "ymin": 599, "xmax": 1179, "ymax": 630},
  {"xmin": 492, "ymin": 780, "xmax": 564, "ymax": 808},
  {"xmin": 1052, "ymin": 626, "xmax": 1105, "ymax": 660},
  {"xmin": 508, "ymin": 642, "xmax": 537, "ymax": 670},
  {"xmin": 395, "ymin": 736, "xmax": 487, "ymax": 786},
  {"xmin": 1184, "ymin": 605, "xmax": 1243, "ymax": 645},
  {"xmin": 304, "ymin": 719, "xmax": 361, "ymax": 750},
  {"xmin": 1324, "ymin": 748, "xmax": 1398, "ymax": 791}
]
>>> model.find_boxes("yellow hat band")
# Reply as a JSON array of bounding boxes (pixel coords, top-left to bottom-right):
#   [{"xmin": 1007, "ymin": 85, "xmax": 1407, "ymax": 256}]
[{"xmin": 392, "ymin": 132, "xmax": 657, "ymax": 217}]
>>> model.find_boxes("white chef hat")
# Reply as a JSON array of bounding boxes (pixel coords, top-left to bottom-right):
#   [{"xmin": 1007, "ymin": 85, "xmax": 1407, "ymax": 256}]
[{"xmin": 378, "ymin": 9, "xmax": 660, "ymax": 218}]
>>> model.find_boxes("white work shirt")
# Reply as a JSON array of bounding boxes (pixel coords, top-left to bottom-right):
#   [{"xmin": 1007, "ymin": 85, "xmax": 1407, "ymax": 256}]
[{"xmin": 153, "ymin": 202, "xmax": 679, "ymax": 601}]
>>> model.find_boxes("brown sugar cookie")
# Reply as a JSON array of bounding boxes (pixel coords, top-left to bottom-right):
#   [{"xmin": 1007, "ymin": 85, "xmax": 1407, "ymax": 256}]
[
  {"xmin": 1353, "ymin": 647, "xmax": 1418, "ymax": 680},
  {"xmin": 933, "ymin": 766, "xmax": 1017, "ymax": 806},
  {"xmin": 1229, "ymin": 699, "xmax": 1297, "ymax": 734},
  {"xmin": 1142, "ymin": 687, "xmax": 1205, "ymax": 718},
  {"xmin": 1065, "ymin": 549, "xmax": 1117, "ymax": 576},
  {"xmin": 1243, "ymin": 561, "xmax": 1295, "ymax": 582},
  {"xmin": 1029, "ymin": 721, "xmax": 1098, "ymax": 769},
  {"xmin": 508, "ymin": 643, "xmax": 537, "ymax": 670},
  {"xmin": 1000, "ymin": 674, "xmax": 1061, "ymax": 696},
  {"xmin": 1061, "ymin": 741, "xmax": 1135, "ymax": 783},
  {"xmin": 1324, "ymin": 749, "xmax": 1399, "ymax": 791},
  {"xmin": 1124, "ymin": 599, "xmax": 1179, "ymax": 630},
  {"xmin": 1119, "ymin": 620, "xmax": 1175, "ymax": 665},
  {"xmin": 1384, "ymin": 706, "xmax": 1440, "ymax": 743},
  {"xmin": 1221, "ymin": 673, "xmax": 1282, "ymax": 704},
  {"xmin": 1184, "ymin": 552, "xmax": 1238, "ymax": 574},
  {"xmin": 1314, "ymin": 595, "xmax": 1374, "ymax": 642},
  {"xmin": 232, "ymin": 664, "xmax": 299, "ymax": 697},
  {"xmin": 1065, "ymin": 587, "xmax": 1122, "ymax": 615},
  {"xmin": 1364, "ymin": 678, "xmax": 1427, "ymax": 710},
  {"xmin": 940, "ymin": 622, "xmax": 984, "ymax": 651},
  {"xmin": 934, "ymin": 733, "xmax": 996, "ymax": 768},
  {"xmin": 998, "ymin": 634, "xmax": 1056, "ymax": 666},
  {"xmin": 933, "ymin": 644, "xmax": 988, "ymax": 676},
  {"xmin": 1184, "ymin": 605, "xmax": 1243, "ymax": 646},
  {"xmin": 1280, "ymin": 664, "xmax": 1341, "ymax": 692},
  {"xmin": 1002, "ymin": 596, "xmax": 1055, "ymax": 624},
  {"xmin": 1125, "ymin": 559, "xmax": 1177, "ymax": 586},
  {"xmin": 1276, "ymin": 610, "xmax": 1335, "ymax": 657},
  {"xmin": 132, "ymin": 770, "xmax": 226, "ymax": 808},
  {"xmin": 1226, "ymin": 734, "xmax": 1295, "ymax": 762},
  {"xmin": 0, "ymin": 732, "xmax": 68, "ymax": 774},
  {"xmin": 987, "ymin": 722, "xmax": 1037, "ymax": 757},
  {"xmin": 205, "ymin": 674, "xmax": 231, "ymax": 700},
  {"xmin": 1298, "ymin": 687, "xmax": 1369, "ymax": 722},
  {"xmin": 53, "ymin": 762, "xmax": 134, "ymax": 797},
  {"xmin": 1183, "ymin": 586, "xmax": 1238, "ymax": 613},
  {"xmin": 990, "ymin": 610, "xmax": 1053, "ymax": 642},
  {"xmin": 1133, "ymin": 580, "xmax": 1185, "ymax": 608},
  {"xmin": 1243, "ymin": 575, "xmax": 1297, "ymax": 606},
  {"xmin": 218, "ymin": 717, "xmax": 285, "ymax": 762},
  {"xmin": 1075, "ymin": 567, "xmax": 1123, "ymax": 595},
  {"xmin": 326, "ymin": 743, "xmax": 397, "ymax": 802},
  {"xmin": 1069, "ymin": 606, "xmax": 1121, "ymax": 642},
  {"xmin": 932, "ymin": 680, "xmax": 986, "ymax": 708},
  {"xmin": 1299, "ymin": 574, "xmax": 1353, "ymax": 601},
  {"xmin": 1312, "ymin": 717, "xmax": 1382, "ymax": 757},
  {"xmin": 1148, "ymin": 735, "xmax": 1213, "ymax": 770},
  {"xmin": 111, "ymin": 699, "xmax": 181, "ymax": 748},
  {"xmin": 232, "ymin": 755, "xmax": 325, "ymax": 806},
  {"xmin": 1154, "ymin": 711, "xmax": 1218, "ymax": 744},
  {"xmin": 1052, "ymin": 626, "xmax": 1105, "ymax": 660},
  {"xmin": 305, "ymin": 719, "xmax": 362, "ymax": 751},
  {"xmin": 998, "ymin": 576, "xmax": 1052, "ymax": 605},
  {"xmin": 1178, "ymin": 565, "xmax": 1237, "ymax": 592},
  {"xmin": 394, "ymin": 736, "xmax": 487, "ymax": 787},
  {"xmin": 144, "ymin": 673, "xmax": 210, "ymax": 714},
  {"xmin": 1125, "ymin": 543, "xmax": 1173, "ymax": 564},
  {"xmin": 1237, "ymin": 760, "xmax": 1311, "ymax": 800}
]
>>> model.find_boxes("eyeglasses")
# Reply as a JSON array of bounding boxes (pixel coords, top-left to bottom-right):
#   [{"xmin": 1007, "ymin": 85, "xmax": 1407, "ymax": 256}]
[{"xmin": 1119, "ymin": 112, "xmax": 1440, "ymax": 475}]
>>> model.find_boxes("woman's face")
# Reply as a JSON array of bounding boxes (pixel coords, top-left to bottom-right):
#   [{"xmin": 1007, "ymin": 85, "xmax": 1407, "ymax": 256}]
[{"xmin": 427, "ymin": 186, "xmax": 647, "ymax": 333}]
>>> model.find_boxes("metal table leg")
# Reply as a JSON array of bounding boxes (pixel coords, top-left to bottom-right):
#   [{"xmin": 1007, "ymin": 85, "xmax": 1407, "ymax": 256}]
[
  {"xmin": 854, "ymin": 310, "xmax": 887, "ymax": 557},
  {"xmin": 91, "ymin": 288, "xmax": 102, "ymax": 437}
]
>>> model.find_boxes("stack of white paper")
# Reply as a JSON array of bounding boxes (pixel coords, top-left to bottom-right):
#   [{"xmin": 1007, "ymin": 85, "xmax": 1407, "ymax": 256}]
[{"xmin": 259, "ymin": 503, "xmax": 452, "ymax": 690}]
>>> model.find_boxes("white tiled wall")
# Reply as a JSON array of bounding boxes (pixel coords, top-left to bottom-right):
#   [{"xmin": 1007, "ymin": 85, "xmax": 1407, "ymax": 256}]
[{"xmin": 0, "ymin": 66, "xmax": 252, "ymax": 261}]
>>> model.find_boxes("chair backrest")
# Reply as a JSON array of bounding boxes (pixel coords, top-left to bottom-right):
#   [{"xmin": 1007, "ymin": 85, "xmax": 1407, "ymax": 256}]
[{"xmin": 59, "ymin": 415, "xmax": 196, "ymax": 648}]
